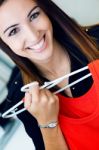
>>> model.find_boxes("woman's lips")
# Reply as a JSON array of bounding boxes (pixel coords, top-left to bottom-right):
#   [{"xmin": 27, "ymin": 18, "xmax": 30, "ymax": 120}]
[{"xmin": 28, "ymin": 34, "xmax": 47, "ymax": 53}]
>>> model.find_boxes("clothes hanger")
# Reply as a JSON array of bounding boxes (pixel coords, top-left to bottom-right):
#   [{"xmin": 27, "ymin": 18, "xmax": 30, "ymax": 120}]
[{"xmin": 2, "ymin": 65, "xmax": 92, "ymax": 118}]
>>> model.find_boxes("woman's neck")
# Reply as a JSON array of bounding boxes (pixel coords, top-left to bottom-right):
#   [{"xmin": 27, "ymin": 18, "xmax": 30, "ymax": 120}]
[{"xmin": 36, "ymin": 40, "xmax": 71, "ymax": 80}]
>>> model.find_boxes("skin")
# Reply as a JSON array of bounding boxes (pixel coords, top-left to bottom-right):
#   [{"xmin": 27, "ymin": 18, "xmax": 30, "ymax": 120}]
[
  {"xmin": 0, "ymin": 0, "xmax": 70, "ymax": 149},
  {"xmin": 0, "ymin": 0, "xmax": 71, "ymax": 79}
]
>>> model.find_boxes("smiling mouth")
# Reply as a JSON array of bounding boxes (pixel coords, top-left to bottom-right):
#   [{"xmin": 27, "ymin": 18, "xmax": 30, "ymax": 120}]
[{"xmin": 27, "ymin": 34, "xmax": 47, "ymax": 52}]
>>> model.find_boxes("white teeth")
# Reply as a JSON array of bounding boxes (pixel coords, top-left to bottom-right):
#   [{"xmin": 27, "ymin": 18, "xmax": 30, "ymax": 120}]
[{"xmin": 29, "ymin": 37, "xmax": 45, "ymax": 50}]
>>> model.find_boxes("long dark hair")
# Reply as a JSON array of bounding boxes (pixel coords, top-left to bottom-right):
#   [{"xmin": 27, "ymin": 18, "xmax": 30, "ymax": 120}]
[{"xmin": 0, "ymin": 0, "xmax": 99, "ymax": 85}]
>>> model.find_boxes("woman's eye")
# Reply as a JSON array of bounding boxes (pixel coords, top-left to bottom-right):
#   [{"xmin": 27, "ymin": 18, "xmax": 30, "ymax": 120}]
[
  {"xmin": 30, "ymin": 12, "xmax": 40, "ymax": 22},
  {"xmin": 8, "ymin": 28, "xmax": 19, "ymax": 37}
]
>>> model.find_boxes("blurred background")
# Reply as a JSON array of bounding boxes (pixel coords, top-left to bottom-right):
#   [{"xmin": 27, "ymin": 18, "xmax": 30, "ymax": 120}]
[{"xmin": 0, "ymin": 0, "xmax": 99, "ymax": 149}]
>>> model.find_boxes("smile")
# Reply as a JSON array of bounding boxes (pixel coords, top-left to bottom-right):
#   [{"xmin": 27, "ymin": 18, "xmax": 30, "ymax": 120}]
[{"xmin": 28, "ymin": 34, "xmax": 47, "ymax": 53}]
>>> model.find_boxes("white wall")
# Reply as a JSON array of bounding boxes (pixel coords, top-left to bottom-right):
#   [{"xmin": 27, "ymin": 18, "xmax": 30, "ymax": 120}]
[{"xmin": 53, "ymin": 0, "xmax": 99, "ymax": 26}]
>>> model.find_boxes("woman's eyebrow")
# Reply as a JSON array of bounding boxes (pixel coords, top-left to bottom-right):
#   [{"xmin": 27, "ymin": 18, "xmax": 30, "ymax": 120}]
[
  {"xmin": 27, "ymin": 5, "xmax": 39, "ymax": 18},
  {"xmin": 4, "ymin": 24, "xmax": 19, "ymax": 34},
  {"xmin": 3, "ymin": 5, "xmax": 39, "ymax": 34}
]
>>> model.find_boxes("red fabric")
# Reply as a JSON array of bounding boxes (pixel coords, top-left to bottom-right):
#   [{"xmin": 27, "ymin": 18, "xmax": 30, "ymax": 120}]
[{"xmin": 58, "ymin": 60, "xmax": 99, "ymax": 150}]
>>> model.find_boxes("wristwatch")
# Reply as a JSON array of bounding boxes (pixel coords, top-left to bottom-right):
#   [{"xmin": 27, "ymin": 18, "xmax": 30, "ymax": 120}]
[{"xmin": 38, "ymin": 121, "xmax": 58, "ymax": 128}]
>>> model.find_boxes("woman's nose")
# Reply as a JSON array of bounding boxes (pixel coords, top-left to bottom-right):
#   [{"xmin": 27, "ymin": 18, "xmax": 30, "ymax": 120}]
[{"xmin": 24, "ymin": 24, "xmax": 40, "ymax": 44}]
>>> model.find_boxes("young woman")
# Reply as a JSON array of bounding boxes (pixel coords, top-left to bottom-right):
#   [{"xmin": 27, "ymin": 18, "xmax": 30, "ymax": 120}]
[{"xmin": 0, "ymin": 0, "xmax": 99, "ymax": 150}]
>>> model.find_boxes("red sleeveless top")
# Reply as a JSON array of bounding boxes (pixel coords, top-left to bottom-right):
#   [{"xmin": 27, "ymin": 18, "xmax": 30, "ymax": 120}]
[{"xmin": 58, "ymin": 60, "xmax": 99, "ymax": 150}]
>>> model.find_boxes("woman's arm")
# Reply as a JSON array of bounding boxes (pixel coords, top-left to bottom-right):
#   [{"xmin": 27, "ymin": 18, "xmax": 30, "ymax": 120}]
[
  {"xmin": 40, "ymin": 125, "xmax": 69, "ymax": 150},
  {"xmin": 24, "ymin": 82, "xmax": 69, "ymax": 150}
]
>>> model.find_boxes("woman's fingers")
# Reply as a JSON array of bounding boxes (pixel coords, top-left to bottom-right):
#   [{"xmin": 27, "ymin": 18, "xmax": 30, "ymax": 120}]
[
  {"xmin": 24, "ymin": 92, "xmax": 32, "ymax": 110},
  {"xmin": 44, "ymin": 89, "xmax": 59, "ymax": 103},
  {"xmin": 24, "ymin": 82, "xmax": 59, "ymax": 123},
  {"xmin": 24, "ymin": 82, "xmax": 40, "ymax": 112},
  {"xmin": 29, "ymin": 82, "xmax": 40, "ymax": 104}
]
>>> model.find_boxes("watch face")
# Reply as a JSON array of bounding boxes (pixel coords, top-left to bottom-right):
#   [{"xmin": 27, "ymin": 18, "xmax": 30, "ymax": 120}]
[
  {"xmin": 38, "ymin": 121, "xmax": 58, "ymax": 128},
  {"xmin": 48, "ymin": 122, "xmax": 57, "ymax": 128}
]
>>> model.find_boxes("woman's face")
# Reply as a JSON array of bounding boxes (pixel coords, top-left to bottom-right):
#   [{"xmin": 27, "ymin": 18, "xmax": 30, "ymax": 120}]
[{"xmin": 0, "ymin": 0, "xmax": 54, "ymax": 64}]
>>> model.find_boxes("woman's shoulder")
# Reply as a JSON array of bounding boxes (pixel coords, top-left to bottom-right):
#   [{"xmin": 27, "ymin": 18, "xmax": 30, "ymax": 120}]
[{"xmin": 82, "ymin": 24, "xmax": 99, "ymax": 48}]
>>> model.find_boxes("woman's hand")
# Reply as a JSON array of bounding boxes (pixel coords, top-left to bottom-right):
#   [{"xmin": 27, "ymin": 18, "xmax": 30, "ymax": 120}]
[
  {"xmin": 24, "ymin": 82, "xmax": 69, "ymax": 150},
  {"xmin": 24, "ymin": 82, "xmax": 59, "ymax": 125}
]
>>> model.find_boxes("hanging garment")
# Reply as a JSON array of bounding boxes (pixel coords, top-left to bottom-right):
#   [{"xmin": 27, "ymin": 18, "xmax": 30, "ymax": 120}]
[{"xmin": 58, "ymin": 60, "xmax": 99, "ymax": 150}]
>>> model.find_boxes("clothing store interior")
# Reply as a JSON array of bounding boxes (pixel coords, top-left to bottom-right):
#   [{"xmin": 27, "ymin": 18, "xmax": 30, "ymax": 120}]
[{"xmin": 0, "ymin": 0, "xmax": 99, "ymax": 150}]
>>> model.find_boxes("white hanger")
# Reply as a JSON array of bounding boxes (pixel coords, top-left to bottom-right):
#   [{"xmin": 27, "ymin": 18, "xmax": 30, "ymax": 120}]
[{"xmin": 2, "ymin": 65, "xmax": 92, "ymax": 118}]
